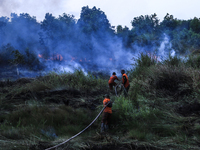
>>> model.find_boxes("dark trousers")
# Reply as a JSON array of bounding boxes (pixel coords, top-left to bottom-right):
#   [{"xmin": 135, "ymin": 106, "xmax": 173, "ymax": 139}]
[
  {"xmin": 124, "ymin": 84, "xmax": 130, "ymax": 97},
  {"xmin": 101, "ymin": 112, "xmax": 112, "ymax": 125},
  {"xmin": 109, "ymin": 82, "xmax": 117, "ymax": 90}
]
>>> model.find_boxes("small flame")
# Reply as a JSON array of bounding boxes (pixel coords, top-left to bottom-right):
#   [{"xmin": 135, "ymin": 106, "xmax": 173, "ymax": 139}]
[
  {"xmin": 54, "ymin": 54, "xmax": 63, "ymax": 61},
  {"xmin": 71, "ymin": 57, "xmax": 76, "ymax": 61},
  {"xmin": 147, "ymin": 52, "xmax": 160, "ymax": 62},
  {"xmin": 38, "ymin": 53, "xmax": 63, "ymax": 61},
  {"xmin": 38, "ymin": 54, "xmax": 43, "ymax": 58}
]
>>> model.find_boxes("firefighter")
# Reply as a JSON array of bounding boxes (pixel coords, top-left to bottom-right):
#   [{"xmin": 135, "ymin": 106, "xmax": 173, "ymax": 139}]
[
  {"xmin": 108, "ymin": 72, "xmax": 120, "ymax": 90},
  {"xmin": 121, "ymin": 69, "xmax": 130, "ymax": 97},
  {"xmin": 101, "ymin": 94, "xmax": 112, "ymax": 133}
]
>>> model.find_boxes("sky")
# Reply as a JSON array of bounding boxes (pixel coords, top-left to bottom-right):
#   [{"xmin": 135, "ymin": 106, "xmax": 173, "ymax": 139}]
[{"xmin": 0, "ymin": 0, "xmax": 200, "ymax": 29}]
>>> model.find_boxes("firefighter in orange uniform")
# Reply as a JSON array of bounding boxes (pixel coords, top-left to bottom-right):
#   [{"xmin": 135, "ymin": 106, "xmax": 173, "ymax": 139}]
[
  {"xmin": 108, "ymin": 72, "xmax": 120, "ymax": 90},
  {"xmin": 121, "ymin": 69, "xmax": 130, "ymax": 97},
  {"xmin": 101, "ymin": 94, "xmax": 112, "ymax": 132}
]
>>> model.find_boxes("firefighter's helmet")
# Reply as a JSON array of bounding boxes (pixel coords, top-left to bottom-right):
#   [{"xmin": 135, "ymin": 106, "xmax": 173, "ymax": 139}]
[
  {"xmin": 121, "ymin": 69, "xmax": 125, "ymax": 74},
  {"xmin": 103, "ymin": 94, "xmax": 110, "ymax": 98}
]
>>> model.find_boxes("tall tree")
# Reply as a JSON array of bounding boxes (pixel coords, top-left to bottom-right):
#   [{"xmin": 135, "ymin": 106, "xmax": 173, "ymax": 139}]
[
  {"xmin": 190, "ymin": 17, "xmax": 200, "ymax": 33},
  {"xmin": 130, "ymin": 13, "xmax": 161, "ymax": 48},
  {"xmin": 160, "ymin": 13, "xmax": 180, "ymax": 31},
  {"xmin": 77, "ymin": 6, "xmax": 112, "ymax": 34},
  {"xmin": 40, "ymin": 13, "xmax": 77, "ymax": 57},
  {"xmin": 131, "ymin": 13, "xmax": 159, "ymax": 34},
  {"xmin": 172, "ymin": 28, "xmax": 200, "ymax": 54},
  {"xmin": 2, "ymin": 13, "xmax": 41, "ymax": 51}
]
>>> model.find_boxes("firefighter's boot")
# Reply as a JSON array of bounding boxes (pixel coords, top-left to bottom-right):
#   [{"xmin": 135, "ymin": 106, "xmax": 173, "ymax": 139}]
[
  {"xmin": 104, "ymin": 124, "xmax": 109, "ymax": 131},
  {"xmin": 101, "ymin": 123, "xmax": 105, "ymax": 133}
]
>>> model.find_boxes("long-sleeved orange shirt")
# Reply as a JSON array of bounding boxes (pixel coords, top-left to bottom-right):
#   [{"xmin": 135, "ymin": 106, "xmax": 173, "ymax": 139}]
[
  {"xmin": 122, "ymin": 73, "xmax": 129, "ymax": 88},
  {"xmin": 103, "ymin": 98, "xmax": 112, "ymax": 113},
  {"xmin": 108, "ymin": 75, "xmax": 119, "ymax": 84}
]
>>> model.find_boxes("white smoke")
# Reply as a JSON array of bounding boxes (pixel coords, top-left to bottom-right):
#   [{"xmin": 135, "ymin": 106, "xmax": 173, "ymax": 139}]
[{"xmin": 157, "ymin": 33, "xmax": 175, "ymax": 61}]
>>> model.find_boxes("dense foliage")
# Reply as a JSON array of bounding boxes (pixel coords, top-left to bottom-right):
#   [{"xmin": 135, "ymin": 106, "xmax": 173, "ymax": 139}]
[{"xmin": 1, "ymin": 6, "xmax": 200, "ymax": 71}]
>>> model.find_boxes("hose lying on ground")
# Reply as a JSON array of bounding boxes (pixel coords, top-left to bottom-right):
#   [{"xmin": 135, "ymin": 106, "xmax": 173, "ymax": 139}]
[
  {"xmin": 45, "ymin": 101, "xmax": 111, "ymax": 150},
  {"xmin": 46, "ymin": 82, "xmax": 127, "ymax": 149},
  {"xmin": 115, "ymin": 83, "xmax": 128, "ymax": 97}
]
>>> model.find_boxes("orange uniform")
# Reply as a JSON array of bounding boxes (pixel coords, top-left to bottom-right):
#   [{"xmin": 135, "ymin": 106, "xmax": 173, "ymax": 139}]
[
  {"xmin": 122, "ymin": 73, "xmax": 129, "ymax": 88},
  {"xmin": 101, "ymin": 95, "xmax": 112, "ymax": 132},
  {"xmin": 108, "ymin": 75, "xmax": 119, "ymax": 84},
  {"xmin": 108, "ymin": 75, "xmax": 119, "ymax": 90},
  {"xmin": 103, "ymin": 98, "xmax": 112, "ymax": 114}
]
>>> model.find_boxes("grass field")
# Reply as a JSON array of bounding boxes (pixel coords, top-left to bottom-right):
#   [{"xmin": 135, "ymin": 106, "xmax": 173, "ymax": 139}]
[{"xmin": 1, "ymin": 53, "xmax": 200, "ymax": 150}]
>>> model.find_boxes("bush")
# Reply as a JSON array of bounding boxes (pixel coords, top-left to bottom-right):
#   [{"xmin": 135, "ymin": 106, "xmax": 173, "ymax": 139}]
[
  {"xmin": 185, "ymin": 54, "xmax": 200, "ymax": 69},
  {"xmin": 129, "ymin": 52, "xmax": 157, "ymax": 80},
  {"xmin": 163, "ymin": 54, "xmax": 182, "ymax": 67}
]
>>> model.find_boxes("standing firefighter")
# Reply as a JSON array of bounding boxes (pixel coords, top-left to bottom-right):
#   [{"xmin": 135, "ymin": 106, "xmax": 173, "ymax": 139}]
[
  {"xmin": 101, "ymin": 94, "xmax": 112, "ymax": 133},
  {"xmin": 108, "ymin": 72, "xmax": 120, "ymax": 90},
  {"xmin": 121, "ymin": 69, "xmax": 130, "ymax": 97}
]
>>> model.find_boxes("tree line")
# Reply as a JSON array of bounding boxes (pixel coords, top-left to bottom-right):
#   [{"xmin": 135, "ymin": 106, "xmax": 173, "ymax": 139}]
[{"xmin": 0, "ymin": 6, "xmax": 200, "ymax": 70}]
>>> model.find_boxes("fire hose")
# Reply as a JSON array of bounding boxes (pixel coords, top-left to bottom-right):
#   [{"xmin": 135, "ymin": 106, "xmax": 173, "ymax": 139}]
[
  {"xmin": 45, "ymin": 101, "xmax": 111, "ymax": 150},
  {"xmin": 115, "ymin": 83, "xmax": 128, "ymax": 97},
  {"xmin": 46, "ymin": 83, "xmax": 128, "ymax": 149}
]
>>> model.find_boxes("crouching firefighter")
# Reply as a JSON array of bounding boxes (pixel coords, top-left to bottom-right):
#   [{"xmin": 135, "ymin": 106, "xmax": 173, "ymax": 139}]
[
  {"xmin": 101, "ymin": 94, "xmax": 112, "ymax": 133},
  {"xmin": 108, "ymin": 72, "xmax": 120, "ymax": 91}
]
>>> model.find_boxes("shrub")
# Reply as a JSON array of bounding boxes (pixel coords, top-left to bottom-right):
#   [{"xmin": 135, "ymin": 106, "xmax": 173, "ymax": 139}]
[
  {"xmin": 129, "ymin": 52, "xmax": 157, "ymax": 80},
  {"xmin": 185, "ymin": 54, "xmax": 200, "ymax": 69},
  {"xmin": 163, "ymin": 54, "xmax": 182, "ymax": 67}
]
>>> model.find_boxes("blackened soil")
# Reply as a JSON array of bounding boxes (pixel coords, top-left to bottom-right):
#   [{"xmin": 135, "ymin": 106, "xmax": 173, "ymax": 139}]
[
  {"xmin": 176, "ymin": 101, "xmax": 200, "ymax": 116},
  {"xmin": 29, "ymin": 143, "xmax": 163, "ymax": 150},
  {"xmin": 87, "ymin": 144, "xmax": 163, "ymax": 150},
  {"xmin": 1, "ymin": 77, "xmax": 106, "ymax": 110}
]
